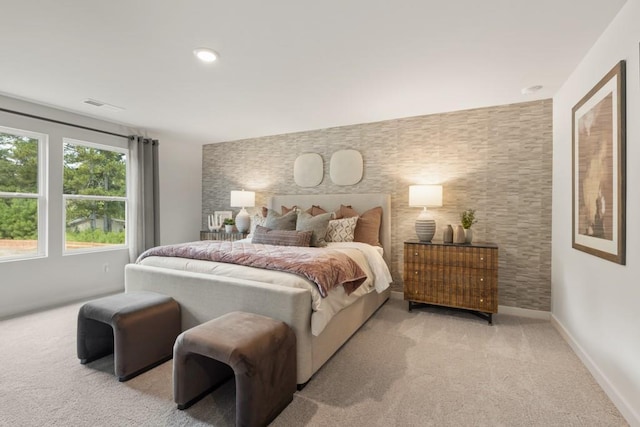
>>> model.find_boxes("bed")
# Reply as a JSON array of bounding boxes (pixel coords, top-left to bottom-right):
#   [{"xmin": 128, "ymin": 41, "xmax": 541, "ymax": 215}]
[{"xmin": 124, "ymin": 193, "xmax": 392, "ymax": 385}]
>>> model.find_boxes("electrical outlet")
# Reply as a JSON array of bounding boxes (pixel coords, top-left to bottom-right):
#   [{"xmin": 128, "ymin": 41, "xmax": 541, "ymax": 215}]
[{"xmin": 103, "ymin": 263, "xmax": 110, "ymax": 273}]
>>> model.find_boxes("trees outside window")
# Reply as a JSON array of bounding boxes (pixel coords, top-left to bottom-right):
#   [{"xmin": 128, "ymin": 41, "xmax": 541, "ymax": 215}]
[
  {"xmin": 63, "ymin": 139, "xmax": 127, "ymax": 252},
  {"xmin": 0, "ymin": 127, "xmax": 46, "ymax": 260}
]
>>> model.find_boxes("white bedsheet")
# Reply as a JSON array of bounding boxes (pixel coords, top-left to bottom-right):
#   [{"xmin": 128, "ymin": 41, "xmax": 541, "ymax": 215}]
[{"xmin": 137, "ymin": 241, "xmax": 391, "ymax": 335}]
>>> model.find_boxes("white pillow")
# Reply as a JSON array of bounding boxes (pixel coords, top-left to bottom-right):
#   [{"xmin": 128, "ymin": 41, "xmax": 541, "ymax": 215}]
[
  {"xmin": 249, "ymin": 213, "xmax": 267, "ymax": 236},
  {"xmin": 325, "ymin": 217, "xmax": 358, "ymax": 242}
]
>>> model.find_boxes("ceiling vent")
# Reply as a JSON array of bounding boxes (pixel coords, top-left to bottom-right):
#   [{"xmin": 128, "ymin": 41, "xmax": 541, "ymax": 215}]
[{"xmin": 83, "ymin": 98, "xmax": 124, "ymax": 112}]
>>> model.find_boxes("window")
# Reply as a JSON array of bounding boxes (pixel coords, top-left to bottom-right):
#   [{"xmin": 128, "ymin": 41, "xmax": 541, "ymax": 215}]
[
  {"xmin": 0, "ymin": 126, "xmax": 47, "ymax": 260},
  {"xmin": 63, "ymin": 139, "xmax": 127, "ymax": 253}
]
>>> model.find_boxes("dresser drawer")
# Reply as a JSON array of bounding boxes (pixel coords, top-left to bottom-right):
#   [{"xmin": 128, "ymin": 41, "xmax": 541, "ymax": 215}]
[
  {"xmin": 403, "ymin": 241, "xmax": 499, "ymax": 320},
  {"xmin": 406, "ymin": 244, "xmax": 496, "ymax": 269}
]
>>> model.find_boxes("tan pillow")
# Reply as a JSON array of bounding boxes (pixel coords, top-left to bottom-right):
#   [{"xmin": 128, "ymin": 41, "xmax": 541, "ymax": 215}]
[
  {"xmin": 251, "ymin": 226, "xmax": 312, "ymax": 247},
  {"xmin": 281, "ymin": 205, "xmax": 299, "ymax": 215},
  {"xmin": 305, "ymin": 205, "xmax": 327, "ymax": 216},
  {"xmin": 338, "ymin": 205, "xmax": 382, "ymax": 246}
]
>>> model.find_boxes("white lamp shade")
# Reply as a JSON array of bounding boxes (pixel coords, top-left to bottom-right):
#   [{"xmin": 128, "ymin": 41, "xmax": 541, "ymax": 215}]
[
  {"xmin": 409, "ymin": 185, "xmax": 443, "ymax": 207},
  {"xmin": 230, "ymin": 190, "xmax": 255, "ymax": 208}
]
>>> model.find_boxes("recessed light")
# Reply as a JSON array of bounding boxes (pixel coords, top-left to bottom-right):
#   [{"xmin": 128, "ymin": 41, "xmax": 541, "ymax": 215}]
[
  {"xmin": 521, "ymin": 85, "xmax": 543, "ymax": 95},
  {"xmin": 193, "ymin": 48, "xmax": 218, "ymax": 63}
]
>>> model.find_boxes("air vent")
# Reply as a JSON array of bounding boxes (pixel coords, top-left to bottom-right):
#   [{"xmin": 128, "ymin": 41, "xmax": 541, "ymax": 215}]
[
  {"xmin": 84, "ymin": 98, "xmax": 104, "ymax": 107},
  {"xmin": 83, "ymin": 98, "xmax": 124, "ymax": 112}
]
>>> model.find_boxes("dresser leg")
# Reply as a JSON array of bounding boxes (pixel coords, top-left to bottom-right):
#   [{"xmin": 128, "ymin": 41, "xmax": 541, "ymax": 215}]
[{"xmin": 408, "ymin": 301, "xmax": 412, "ymax": 312}]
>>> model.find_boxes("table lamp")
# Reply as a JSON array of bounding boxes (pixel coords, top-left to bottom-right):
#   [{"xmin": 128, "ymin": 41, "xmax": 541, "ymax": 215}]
[
  {"xmin": 409, "ymin": 185, "xmax": 443, "ymax": 242},
  {"xmin": 230, "ymin": 190, "xmax": 255, "ymax": 233}
]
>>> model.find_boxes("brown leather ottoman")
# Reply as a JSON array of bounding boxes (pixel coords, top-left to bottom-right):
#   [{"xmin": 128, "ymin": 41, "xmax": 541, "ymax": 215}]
[
  {"xmin": 173, "ymin": 311, "xmax": 296, "ymax": 427},
  {"xmin": 77, "ymin": 291, "xmax": 181, "ymax": 381}
]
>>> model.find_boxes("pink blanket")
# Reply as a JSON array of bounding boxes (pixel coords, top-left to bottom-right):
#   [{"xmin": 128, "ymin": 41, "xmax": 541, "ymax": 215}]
[{"xmin": 137, "ymin": 241, "xmax": 367, "ymax": 297}]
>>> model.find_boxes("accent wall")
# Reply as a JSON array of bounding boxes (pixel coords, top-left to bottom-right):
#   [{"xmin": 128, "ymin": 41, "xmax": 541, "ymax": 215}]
[{"xmin": 202, "ymin": 99, "xmax": 552, "ymax": 311}]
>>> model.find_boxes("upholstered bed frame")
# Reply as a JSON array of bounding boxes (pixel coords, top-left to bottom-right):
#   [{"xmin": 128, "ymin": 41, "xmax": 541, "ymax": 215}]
[{"xmin": 124, "ymin": 193, "xmax": 392, "ymax": 385}]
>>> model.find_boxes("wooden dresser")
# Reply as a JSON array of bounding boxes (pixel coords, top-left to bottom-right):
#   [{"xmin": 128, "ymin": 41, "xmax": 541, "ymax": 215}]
[
  {"xmin": 200, "ymin": 230, "xmax": 248, "ymax": 241},
  {"xmin": 403, "ymin": 239, "xmax": 498, "ymax": 324}
]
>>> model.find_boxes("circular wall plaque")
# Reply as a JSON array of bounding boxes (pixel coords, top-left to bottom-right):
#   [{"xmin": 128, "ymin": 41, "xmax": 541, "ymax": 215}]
[
  {"xmin": 293, "ymin": 153, "xmax": 323, "ymax": 187},
  {"xmin": 330, "ymin": 149, "xmax": 363, "ymax": 186}
]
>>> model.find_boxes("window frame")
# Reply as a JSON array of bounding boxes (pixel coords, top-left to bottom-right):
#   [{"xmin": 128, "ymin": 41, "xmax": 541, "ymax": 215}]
[
  {"xmin": 62, "ymin": 138, "xmax": 128, "ymax": 255},
  {"xmin": 0, "ymin": 125, "xmax": 48, "ymax": 262}
]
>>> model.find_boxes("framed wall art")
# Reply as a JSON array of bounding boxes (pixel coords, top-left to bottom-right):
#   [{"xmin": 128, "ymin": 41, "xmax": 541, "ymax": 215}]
[{"xmin": 572, "ymin": 60, "xmax": 626, "ymax": 264}]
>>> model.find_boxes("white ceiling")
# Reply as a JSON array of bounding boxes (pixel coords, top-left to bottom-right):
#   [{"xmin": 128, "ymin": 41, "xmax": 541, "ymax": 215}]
[{"xmin": 0, "ymin": 1, "xmax": 627, "ymax": 145}]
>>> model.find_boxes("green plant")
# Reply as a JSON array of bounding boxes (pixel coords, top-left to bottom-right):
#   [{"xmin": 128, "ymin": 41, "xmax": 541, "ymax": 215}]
[
  {"xmin": 461, "ymin": 209, "xmax": 477, "ymax": 229},
  {"xmin": 223, "ymin": 218, "xmax": 235, "ymax": 225}
]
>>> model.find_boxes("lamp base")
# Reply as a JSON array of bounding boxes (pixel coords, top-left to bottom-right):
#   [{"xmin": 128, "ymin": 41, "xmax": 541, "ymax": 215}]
[
  {"xmin": 235, "ymin": 208, "xmax": 250, "ymax": 233},
  {"xmin": 415, "ymin": 218, "xmax": 436, "ymax": 242}
]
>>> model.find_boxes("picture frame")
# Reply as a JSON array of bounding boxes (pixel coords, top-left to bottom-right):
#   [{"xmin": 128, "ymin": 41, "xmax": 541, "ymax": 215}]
[
  {"xmin": 572, "ymin": 60, "xmax": 626, "ymax": 264},
  {"xmin": 208, "ymin": 211, "xmax": 233, "ymax": 231}
]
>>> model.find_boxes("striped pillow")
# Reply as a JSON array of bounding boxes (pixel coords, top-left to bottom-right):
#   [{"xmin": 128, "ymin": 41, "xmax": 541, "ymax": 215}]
[{"xmin": 251, "ymin": 226, "xmax": 312, "ymax": 247}]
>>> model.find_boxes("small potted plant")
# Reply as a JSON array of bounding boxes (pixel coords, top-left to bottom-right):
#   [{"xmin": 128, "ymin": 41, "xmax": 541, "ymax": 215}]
[
  {"xmin": 461, "ymin": 209, "xmax": 477, "ymax": 243},
  {"xmin": 223, "ymin": 218, "xmax": 235, "ymax": 233}
]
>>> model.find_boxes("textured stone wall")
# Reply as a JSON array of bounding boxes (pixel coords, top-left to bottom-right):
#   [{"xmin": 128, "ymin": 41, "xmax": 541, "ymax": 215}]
[{"xmin": 202, "ymin": 99, "xmax": 552, "ymax": 311}]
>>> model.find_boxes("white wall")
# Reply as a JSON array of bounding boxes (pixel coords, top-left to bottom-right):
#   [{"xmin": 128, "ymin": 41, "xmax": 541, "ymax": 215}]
[
  {"xmin": 552, "ymin": 0, "xmax": 640, "ymax": 424},
  {"xmin": 154, "ymin": 135, "xmax": 202, "ymax": 245},
  {"xmin": 0, "ymin": 95, "xmax": 202, "ymax": 318}
]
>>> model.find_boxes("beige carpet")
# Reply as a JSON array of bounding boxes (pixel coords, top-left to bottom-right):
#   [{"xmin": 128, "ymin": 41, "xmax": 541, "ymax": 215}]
[{"xmin": 0, "ymin": 297, "xmax": 627, "ymax": 426}]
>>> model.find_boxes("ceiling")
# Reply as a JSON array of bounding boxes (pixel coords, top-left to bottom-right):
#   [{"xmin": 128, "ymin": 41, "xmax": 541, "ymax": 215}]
[{"xmin": 0, "ymin": 1, "xmax": 627, "ymax": 145}]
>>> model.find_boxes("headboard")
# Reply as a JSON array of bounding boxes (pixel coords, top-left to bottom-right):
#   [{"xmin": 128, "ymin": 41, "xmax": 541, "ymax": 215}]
[{"xmin": 268, "ymin": 194, "xmax": 392, "ymax": 264}]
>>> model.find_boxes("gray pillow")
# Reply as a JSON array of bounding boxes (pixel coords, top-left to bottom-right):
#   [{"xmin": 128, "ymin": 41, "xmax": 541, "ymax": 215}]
[
  {"xmin": 296, "ymin": 211, "xmax": 332, "ymax": 247},
  {"xmin": 264, "ymin": 209, "xmax": 298, "ymax": 230},
  {"xmin": 251, "ymin": 226, "xmax": 312, "ymax": 247}
]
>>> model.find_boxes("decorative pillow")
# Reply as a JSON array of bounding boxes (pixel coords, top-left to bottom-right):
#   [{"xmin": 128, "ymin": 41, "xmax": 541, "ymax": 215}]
[
  {"xmin": 325, "ymin": 216, "xmax": 358, "ymax": 242},
  {"xmin": 281, "ymin": 205, "xmax": 299, "ymax": 215},
  {"xmin": 337, "ymin": 205, "xmax": 383, "ymax": 246},
  {"xmin": 296, "ymin": 211, "xmax": 332, "ymax": 247},
  {"xmin": 251, "ymin": 226, "xmax": 312, "ymax": 247},
  {"xmin": 265, "ymin": 209, "xmax": 298, "ymax": 230},
  {"xmin": 305, "ymin": 205, "xmax": 327, "ymax": 216},
  {"xmin": 249, "ymin": 213, "xmax": 267, "ymax": 235}
]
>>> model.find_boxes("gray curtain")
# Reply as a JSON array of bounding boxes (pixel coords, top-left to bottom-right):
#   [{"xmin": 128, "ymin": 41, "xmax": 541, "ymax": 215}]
[{"xmin": 128, "ymin": 136, "xmax": 160, "ymax": 262}]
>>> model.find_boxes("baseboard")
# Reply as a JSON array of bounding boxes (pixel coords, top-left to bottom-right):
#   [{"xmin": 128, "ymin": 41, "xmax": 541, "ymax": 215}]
[
  {"xmin": 390, "ymin": 290, "xmax": 403, "ymax": 300},
  {"xmin": 0, "ymin": 285, "xmax": 123, "ymax": 320},
  {"xmin": 393, "ymin": 294, "xmax": 550, "ymax": 320},
  {"xmin": 551, "ymin": 314, "xmax": 639, "ymax": 427},
  {"xmin": 498, "ymin": 305, "xmax": 550, "ymax": 320}
]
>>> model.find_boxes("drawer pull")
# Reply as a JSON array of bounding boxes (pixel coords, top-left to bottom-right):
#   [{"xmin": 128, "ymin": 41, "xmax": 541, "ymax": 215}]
[
  {"xmin": 480, "ymin": 257, "xmax": 484, "ymax": 261},
  {"xmin": 480, "ymin": 278, "xmax": 484, "ymax": 282},
  {"xmin": 415, "ymin": 252, "xmax": 418, "ymax": 256},
  {"xmin": 480, "ymin": 298, "xmax": 484, "ymax": 303},
  {"xmin": 415, "ymin": 271, "xmax": 418, "ymax": 275}
]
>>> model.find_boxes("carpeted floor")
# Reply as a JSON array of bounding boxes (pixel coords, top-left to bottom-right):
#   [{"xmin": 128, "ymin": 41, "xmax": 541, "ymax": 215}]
[{"xmin": 0, "ymin": 297, "xmax": 627, "ymax": 426}]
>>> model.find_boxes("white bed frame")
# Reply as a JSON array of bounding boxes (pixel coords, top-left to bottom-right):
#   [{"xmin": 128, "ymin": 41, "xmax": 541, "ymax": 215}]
[{"xmin": 125, "ymin": 193, "xmax": 391, "ymax": 385}]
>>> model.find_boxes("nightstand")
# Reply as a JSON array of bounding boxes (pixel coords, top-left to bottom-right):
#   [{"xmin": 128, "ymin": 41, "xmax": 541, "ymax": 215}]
[
  {"xmin": 200, "ymin": 230, "xmax": 248, "ymax": 242},
  {"xmin": 403, "ymin": 239, "xmax": 498, "ymax": 324}
]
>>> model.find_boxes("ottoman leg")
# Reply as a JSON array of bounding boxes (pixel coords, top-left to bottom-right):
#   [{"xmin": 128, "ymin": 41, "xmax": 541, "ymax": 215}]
[
  {"xmin": 113, "ymin": 301, "xmax": 181, "ymax": 381},
  {"xmin": 77, "ymin": 315, "xmax": 114, "ymax": 364},
  {"xmin": 174, "ymin": 336, "xmax": 233, "ymax": 409},
  {"xmin": 235, "ymin": 333, "xmax": 297, "ymax": 426}
]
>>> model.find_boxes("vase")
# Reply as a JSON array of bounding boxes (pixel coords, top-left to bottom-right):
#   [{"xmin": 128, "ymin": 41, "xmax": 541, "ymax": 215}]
[
  {"xmin": 453, "ymin": 225, "xmax": 466, "ymax": 244},
  {"xmin": 465, "ymin": 228, "xmax": 473, "ymax": 244},
  {"xmin": 443, "ymin": 224, "xmax": 454, "ymax": 243},
  {"xmin": 225, "ymin": 224, "xmax": 234, "ymax": 233}
]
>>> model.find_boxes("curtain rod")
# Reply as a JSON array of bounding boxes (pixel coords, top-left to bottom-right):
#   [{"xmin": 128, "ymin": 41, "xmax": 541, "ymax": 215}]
[{"xmin": 0, "ymin": 107, "xmax": 129, "ymax": 139}]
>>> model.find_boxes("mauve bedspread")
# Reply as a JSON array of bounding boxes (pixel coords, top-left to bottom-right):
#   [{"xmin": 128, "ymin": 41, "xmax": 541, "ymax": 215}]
[{"xmin": 137, "ymin": 241, "xmax": 367, "ymax": 297}]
